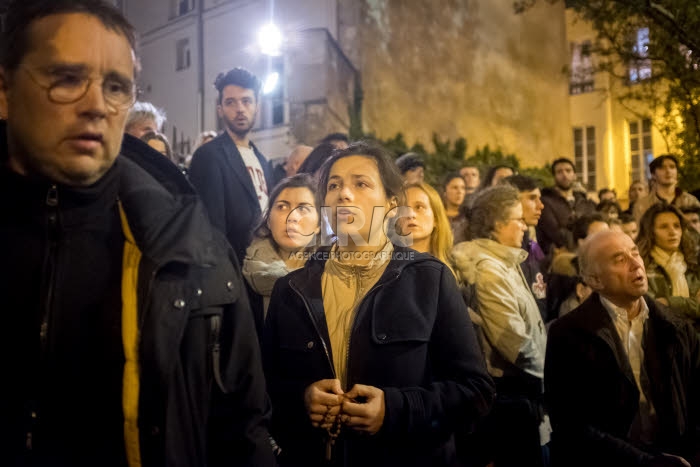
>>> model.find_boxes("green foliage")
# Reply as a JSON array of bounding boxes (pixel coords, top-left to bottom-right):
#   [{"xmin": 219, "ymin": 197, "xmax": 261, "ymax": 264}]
[
  {"xmin": 369, "ymin": 132, "xmax": 553, "ymax": 188},
  {"xmin": 465, "ymin": 145, "xmax": 520, "ymax": 171}
]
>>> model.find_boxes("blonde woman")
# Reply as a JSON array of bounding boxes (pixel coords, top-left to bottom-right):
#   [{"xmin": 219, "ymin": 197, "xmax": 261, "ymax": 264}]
[{"xmin": 401, "ymin": 182, "xmax": 456, "ymax": 275}]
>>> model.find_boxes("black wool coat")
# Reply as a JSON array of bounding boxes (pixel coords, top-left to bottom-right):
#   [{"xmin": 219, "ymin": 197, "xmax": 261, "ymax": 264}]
[{"xmin": 263, "ymin": 247, "xmax": 495, "ymax": 467}]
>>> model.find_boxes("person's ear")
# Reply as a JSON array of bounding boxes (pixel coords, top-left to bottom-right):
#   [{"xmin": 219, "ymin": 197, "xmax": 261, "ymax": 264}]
[
  {"xmin": 584, "ymin": 273, "xmax": 602, "ymax": 291},
  {"xmin": 216, "ymin": 104, "xmax": 223, "ymax": 119}
]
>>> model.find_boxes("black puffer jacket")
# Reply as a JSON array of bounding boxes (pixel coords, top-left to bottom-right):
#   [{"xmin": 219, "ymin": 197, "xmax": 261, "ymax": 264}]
[
  {"xmin": 0, "ymin": 129, "xmax": 275, "ymax": 467},
  {"xmin": 263, "ymin": 247, "xmax": 494, "ymax": 467}
]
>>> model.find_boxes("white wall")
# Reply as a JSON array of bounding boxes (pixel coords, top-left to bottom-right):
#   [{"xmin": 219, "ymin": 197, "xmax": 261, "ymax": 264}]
[{"xmin": 125, "ymin": 0, "xmax": 340, "ymax": 151}]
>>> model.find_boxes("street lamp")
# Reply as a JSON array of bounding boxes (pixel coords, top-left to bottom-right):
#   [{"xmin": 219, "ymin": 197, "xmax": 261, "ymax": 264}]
[{"xmin": 257, "ymin": 23, "xmax": 282, "ymax": 57}]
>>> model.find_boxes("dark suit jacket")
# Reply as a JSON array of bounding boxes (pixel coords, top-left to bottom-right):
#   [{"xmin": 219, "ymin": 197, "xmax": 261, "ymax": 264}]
[
  {"xmin": 189, "ymin": 132, "xmax": 273, "ymax": 264},
  {"xmin": 545, "ymin": 293, "xmax": 700, "ymax": 467}
]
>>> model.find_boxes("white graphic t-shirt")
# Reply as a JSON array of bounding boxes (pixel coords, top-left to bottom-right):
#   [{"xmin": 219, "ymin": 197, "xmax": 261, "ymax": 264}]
[{"xmin": 238, "ymin": 145, "xmax": 269, "ymax": 212}]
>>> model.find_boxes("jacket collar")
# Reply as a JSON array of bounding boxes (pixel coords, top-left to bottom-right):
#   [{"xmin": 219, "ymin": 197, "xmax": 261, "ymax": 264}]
[
  {"xmin": 576, "ymin": 293, "xmax": 679, "ymax": 390},
  {"xmin": 577, "ymin": 293, "xmax": 638, "ymax": 387},
  {"xmin": 215, "ymin": 132, "xmax": 268, "ymax": 207},
  {"xmin": 118, "ymin": 136, "xmax": 222, "ymax": 268},
  {"xmin": 287, "ymin": 245, "xmax": 437, "ymax": 364}
]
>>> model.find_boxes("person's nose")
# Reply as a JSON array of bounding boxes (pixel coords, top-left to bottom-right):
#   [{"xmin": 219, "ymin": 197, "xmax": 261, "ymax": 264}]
[
  {"xmin": 287, "ymin": 208, "xmax": 302, "ymax": 223},
  {"xmin": 338, "ymin": 184, "xmax": 353, "ymax": 202},
  {"xmin": 77, "ymin": 80, "xmax": 109, "ymax": 119},
  {"xmin": 629, "ymin": 254, "xmax": 644, "ymax": 270}
]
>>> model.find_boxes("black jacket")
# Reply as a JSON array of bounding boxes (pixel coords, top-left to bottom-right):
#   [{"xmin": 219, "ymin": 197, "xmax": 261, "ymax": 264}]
[
  {"xmin": 0, "ymin": 130, "xmax": 275, "ymax": 467},
  {"xmin": 536, "ymin": 187, "xmax": 595, "ymax": 254},
  {"xmin": 188, "ymin": 132, "xmax": 273, "ymax": 264},
  {"xmin": 545, "ymin": 293, "xmax": 700, "ymax": 467},
  {"xmin": 263, "ymin": 247, "xmax": 495, "ymax": 467}
]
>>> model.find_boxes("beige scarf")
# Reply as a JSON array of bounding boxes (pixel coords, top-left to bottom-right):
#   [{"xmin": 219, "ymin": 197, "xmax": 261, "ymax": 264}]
[{"xmin": 650, "ymin": 246, "xmax": 690, "ymax": 297}]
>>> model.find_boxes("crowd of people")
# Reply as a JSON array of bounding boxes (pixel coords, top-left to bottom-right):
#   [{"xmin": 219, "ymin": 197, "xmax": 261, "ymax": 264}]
[{"xmin": 1, "ymin": 1, "xmax": 699, "ymax": 467}]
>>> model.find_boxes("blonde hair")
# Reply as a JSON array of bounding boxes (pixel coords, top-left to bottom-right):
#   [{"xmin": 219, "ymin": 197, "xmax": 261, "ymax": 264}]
[{"xmin": 406, "ymin": 182, "xmax": 456, "ymax": 276}]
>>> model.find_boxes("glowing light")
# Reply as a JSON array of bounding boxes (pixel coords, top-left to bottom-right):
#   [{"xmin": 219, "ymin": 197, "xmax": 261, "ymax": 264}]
[
  {"xmin": 258, "ymin": 23, "xmax": 282, "ymax": 56},
  {"xmin": 262, "ymin": 72, "xmax": 280, "ymax": 94}
]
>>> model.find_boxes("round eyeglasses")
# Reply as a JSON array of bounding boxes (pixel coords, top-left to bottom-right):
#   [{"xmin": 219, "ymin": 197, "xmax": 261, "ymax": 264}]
[{"xmin": 20, "ymin": 66, "xmax": 137, "ymax": 111}]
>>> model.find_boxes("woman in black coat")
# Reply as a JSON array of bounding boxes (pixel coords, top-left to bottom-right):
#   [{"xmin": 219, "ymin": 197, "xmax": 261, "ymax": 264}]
[{"xmin": 263, "ymin": 141, "xmax": 494, "ymax": 467}]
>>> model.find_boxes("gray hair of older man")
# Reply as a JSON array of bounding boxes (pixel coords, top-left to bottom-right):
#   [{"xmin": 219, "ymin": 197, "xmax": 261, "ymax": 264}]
[
  {"xmin": 468, "ymin": 184, "xmax": 521, "ymax": 240},
  {"xmin": 126, "ymin": 101, "xmax": 166, "ymax": 132}
]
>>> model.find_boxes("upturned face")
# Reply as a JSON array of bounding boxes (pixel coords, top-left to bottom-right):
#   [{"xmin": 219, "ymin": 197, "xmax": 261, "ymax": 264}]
[
  {"xmin": 653, "ymin": 211, "xmax": 682, "ymax": 253},
  {"xmin": 0, "ymin": 13, "xmax": 136, "ymax": 186},
  {"xmin": 585, "ymin": 232, "xmax": 647, "ymax": 303},
  {"xmin": 268, "ymin": 187, "xmax": 319, "ymax": 254},
  {"xmin": 444, "ymin": 177, "xmax": 466, "ymax": 207},
  {"xmin": 217, "ymin": 84, "xmax": 258, "ymax": 138},
  {"xmin": 519, "ymin": 188, "xmax": 544, "ymax": 227},
  {"xmin": 325, "ymin": 155, "xmax": 395, "ymax": 246},
  {"xmin": 403, "ymin": 186, "xmax": 435, "ymax": 250}
]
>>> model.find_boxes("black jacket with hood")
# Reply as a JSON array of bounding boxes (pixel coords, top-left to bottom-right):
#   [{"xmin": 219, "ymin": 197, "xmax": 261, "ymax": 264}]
[
  {"xmin": 0, "ymin": 128, "xmax": 275, "ymax": 467},
  {"xmin": 263, "ymin": 246, "xmax": 495, "ymax": 467}
]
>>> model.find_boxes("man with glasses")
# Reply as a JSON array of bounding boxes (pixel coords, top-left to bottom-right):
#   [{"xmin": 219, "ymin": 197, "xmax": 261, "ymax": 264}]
[{"xmin": 0, "ymin": 1, "xmax": 274, "ymax": 466}]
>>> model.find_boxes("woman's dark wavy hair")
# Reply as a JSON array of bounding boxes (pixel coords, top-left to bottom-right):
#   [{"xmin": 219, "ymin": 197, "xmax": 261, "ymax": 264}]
[
  {"xmin": 297, "ymin": 142, "xmax": 336, "ymax": 176},
  {"xmin": 479, "ymin": 164, "xmax": 516, "ymax": 191},
  {"xmin": 637, "ymin": 203, "xmax": 699, "ymax": 270},
  {"xmin": 252, "ymin": 173, "xmax": 319, "ymax": 249},
  {"xmin": 316, "ymin": 140, "xmax": 406, "ymax": 209}
]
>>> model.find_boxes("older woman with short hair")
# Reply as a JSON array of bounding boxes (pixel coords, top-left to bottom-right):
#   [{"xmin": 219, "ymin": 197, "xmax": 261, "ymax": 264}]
[{"xmin": 452, "ymin": 184, "xmax": 549, "ymax": 467}]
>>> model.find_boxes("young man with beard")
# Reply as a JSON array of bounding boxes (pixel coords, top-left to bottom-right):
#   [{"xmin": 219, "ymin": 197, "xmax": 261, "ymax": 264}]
[
  {"xmin": 633, "ymin": 154, "xmax": 700, "ymax": 222},
  {"xmin": 536, "ymin": 158, "xmax": 596, "ymax": 255},
  {"xmin": 0, "ymin": 2, "xmax": 274, "ymax": 466},
  {"xmin": 189, "ymin": 68, "xmax": 273, "ymax": 264}
]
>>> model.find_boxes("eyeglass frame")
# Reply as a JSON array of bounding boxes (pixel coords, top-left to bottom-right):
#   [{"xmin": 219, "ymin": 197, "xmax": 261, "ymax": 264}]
[{"xmin": 18, "ymin": 65, "xmax": 137, "ymax": 112}]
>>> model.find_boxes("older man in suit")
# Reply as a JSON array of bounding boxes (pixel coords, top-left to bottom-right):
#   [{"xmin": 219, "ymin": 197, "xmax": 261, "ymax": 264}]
[{"xmin": 545, "ymin": 230, "xmax": 700, "ymax": 467}]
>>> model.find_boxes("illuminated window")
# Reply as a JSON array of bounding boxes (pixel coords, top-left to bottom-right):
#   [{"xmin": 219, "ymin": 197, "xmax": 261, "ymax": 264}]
[
  {"xmin": 629, "ymin": 118, "xmax": 653, "ymax": 184},
  {"xmin": 573, "ymin": 126, "xmax": 596, "ymax": 190},
  {"xmin": 570, "ymin": 40, "xmax": 594, "ymax": 94},
  {"xmin": 629, "ymin": 28, "xmax": 652, "ymax": 82}
]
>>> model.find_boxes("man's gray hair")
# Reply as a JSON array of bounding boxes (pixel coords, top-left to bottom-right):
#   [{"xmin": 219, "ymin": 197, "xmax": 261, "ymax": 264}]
[{"xmin": 126, "ymin": 101, "xmax": 166, "ymax": 131}]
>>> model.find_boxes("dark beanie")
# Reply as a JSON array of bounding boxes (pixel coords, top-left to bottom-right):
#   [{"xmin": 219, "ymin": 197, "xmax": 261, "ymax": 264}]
[{"xmin": 395, "ymin": 152, "xmax": 425, "ymax": 174}]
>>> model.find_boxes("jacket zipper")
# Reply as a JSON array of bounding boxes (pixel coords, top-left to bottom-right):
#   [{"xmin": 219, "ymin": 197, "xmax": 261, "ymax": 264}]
[
  {"xmin": 289, "ymin": 281, "xmax": 336, "ymax": 378},
  {"xmin": 344, "ymin": 269, "xmax": 401, "ymax": 389},
  {"xmin": 29, "ymin": 185, "xmax": 60, "ymax": 450},
  {"xmin": 40, "ymin": 185, "xmax": 59, "ymax": 353}
]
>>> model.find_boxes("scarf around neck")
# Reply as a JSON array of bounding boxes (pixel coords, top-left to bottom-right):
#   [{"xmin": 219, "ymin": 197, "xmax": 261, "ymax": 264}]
[{"xmin": 650, "ymin": 246, "xmax": 690, "ymax": 297}]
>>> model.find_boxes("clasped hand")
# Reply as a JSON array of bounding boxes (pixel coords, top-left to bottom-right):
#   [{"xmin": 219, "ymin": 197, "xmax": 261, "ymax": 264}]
[{"xmin": 304, "ymin": 379, "xmax": 385, "ymax": 435}]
